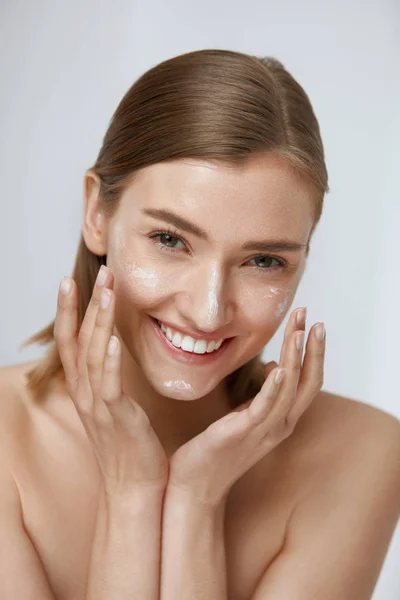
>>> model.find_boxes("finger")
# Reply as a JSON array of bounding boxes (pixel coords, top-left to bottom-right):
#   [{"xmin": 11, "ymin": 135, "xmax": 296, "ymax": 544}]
[
  {"xmin": 54, "ymin": 277, "xmax": 79, "ymax": 397},
  {"xmin": 101, "ymin": 336, "xmax": 141, "ymax": 421},
  {"xmin": 247, "ymin": 366, "xmax": 286, "ymax": 426},
  {"xmin": 286, "ymin": 322, "xmax": 326, "ymax": 424},
  {"xmin": 76, "ymin": 265, "xmax": 114, "ymax": 411},
  {"xmin": 265, "ymin": 361, "xmax": 278, "ymax": 378},
  {"xmin": 86, "ymin": 286, "xmax": 116, "ymax": 400},
  {"xmin": 228, "ymin": 361, "xmax": 278, "ymax": 416},
  {"xmin": 263, "ymin": 328, "xmax": 305, "ymax": 432},
  {"xmin": 102, "ymin": 337, "xmax": 153, "ymax": 432},
  {"xmin": 102, "ymin": 336, "xmax": 123, "ymax": 404},
  {"xmin": 279, "ymin": 307, "xmax": 306, "ymax": 367}
]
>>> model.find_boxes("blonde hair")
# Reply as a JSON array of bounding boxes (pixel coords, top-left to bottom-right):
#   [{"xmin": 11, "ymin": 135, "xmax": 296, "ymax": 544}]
[{"xmin": 20, "ymin": 49, "xmax": 329, "ymax": 409}]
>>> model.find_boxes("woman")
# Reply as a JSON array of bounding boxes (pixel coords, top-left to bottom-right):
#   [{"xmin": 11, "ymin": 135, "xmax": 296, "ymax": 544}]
[{"xmin": 1, "ymin": 49, "xmax": 399, "ymax": 599}]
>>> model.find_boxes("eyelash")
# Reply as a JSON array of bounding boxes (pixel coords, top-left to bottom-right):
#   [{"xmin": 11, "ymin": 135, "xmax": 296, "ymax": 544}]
[{"xmin": 147, "ymin": 227, "xmax": 288, "ymax": 274}]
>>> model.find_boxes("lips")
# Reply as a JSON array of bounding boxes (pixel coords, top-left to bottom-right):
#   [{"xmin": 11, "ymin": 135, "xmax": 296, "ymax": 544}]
[
  {"xmin": 150, "ymin": 316, "xmax": 233, "ymax": 365},
  {"xmin": 156, "ymin": 319, "xmax": 225, "ymax": 352}
]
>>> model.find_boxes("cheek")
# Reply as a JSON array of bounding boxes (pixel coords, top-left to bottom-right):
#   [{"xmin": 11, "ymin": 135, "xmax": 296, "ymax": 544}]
[
  {"xmin": 243, "ymin": 285, "xmax": 296, "ymax": 333},
  {"xmin": 113, "ymin": 259, "xmax": 174, "ymax": 308}
]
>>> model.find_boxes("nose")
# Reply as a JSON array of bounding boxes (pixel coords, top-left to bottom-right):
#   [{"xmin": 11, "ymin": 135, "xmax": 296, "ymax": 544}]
[{"xmin": 177, "ymin": 264, "xmax": 235, "ymax": 334}]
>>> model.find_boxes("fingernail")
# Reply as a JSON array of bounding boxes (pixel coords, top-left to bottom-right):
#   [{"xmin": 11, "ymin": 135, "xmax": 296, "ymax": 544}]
[
  {"xmin": 60, "ymin": 277, "xmax": 71, "ymax": 295},
  {"xmin": 296, "ymin": 307, "xmax": 306, "ymax": 327},
  {"xmin": 316, "ymin": 323, "xmax": 326, "ymax": 341},
  {"xmin": 107, "ymin": 336, "xmax": 119, "ymax": 356},
  {"xmin": 101, "ymin": 288, "xmax": 111, "ymax": 309},
  {"xmin": 296, "ymin": 331, "xmax": 305, "ymax": 350},
  {"xmin": 275, "ymin": 368, "xmax": 285, "ymax": 385},
  {"xmin": 96, "ymin": 265, "xmax": 108, "ymax": 286}
]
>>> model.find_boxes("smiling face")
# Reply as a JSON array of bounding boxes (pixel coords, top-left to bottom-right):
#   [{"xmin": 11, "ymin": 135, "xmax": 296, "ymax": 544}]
[{"xmin": 101, "ymin": 152, "xmax": 315, "ymax": 401}]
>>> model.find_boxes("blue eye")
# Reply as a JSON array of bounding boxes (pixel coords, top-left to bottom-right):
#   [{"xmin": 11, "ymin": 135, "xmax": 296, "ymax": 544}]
[
  {"xmin": 249, "ymin": 256, "xmax": 284, "ymax": 270},
  {"xmin": 152, "ymin": 231, "xmax": 185, "ymax": 250},
  {"xmin": 147, "ymin": 229, "xmax": 287, "ymax": 274}
]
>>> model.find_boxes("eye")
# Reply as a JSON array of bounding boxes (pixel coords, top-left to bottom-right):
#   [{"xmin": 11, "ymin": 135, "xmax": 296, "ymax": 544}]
[
  {"xmin": 147, "ymin": 229, "xmax": 288, "ymax": 274},
  {"xmin": 249, "ymin": 255, "xmax": 286, "ymax": 272},
  {"xmin": 148, "ymin": 229, "xmax": 186, "ymax": 251}
]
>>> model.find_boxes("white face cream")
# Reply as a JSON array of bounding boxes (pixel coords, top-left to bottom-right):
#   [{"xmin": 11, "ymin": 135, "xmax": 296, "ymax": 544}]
[
  {"xmin": 207, "ymin": 266, "xmax": 219, "ymax": 324},
  {"xmin": 264, "ymin": 286, "xmax": 292, "ymax": 317},
  {"xmin": 162, "ymin": 379, "xmax": 196, "ymax": 395}
]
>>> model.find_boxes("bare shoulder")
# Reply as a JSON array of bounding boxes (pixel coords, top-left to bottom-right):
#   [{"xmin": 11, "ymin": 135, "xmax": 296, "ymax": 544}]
[
  {"xmin": 285, "ymin": 388, "xmax": 400, "ymax": 515},
  {"xmin": 246, "ymin": 402, "xmax": 399, "ymax": 597},
  {"xmin": 0, "ymin": 361, "xmax": 35, "ymax": 436},
  {"xmin": 0, "ymin": 359, "xmax": 69, "ymax": 453},
  {"xmin": 276, "ymin": 388, "xmax": 400, "ymax": 510},
  {"xmin": 291, "ymin": 389, "xmax": 399, "ymax": 461},
  {"xmin": 0, "ymin": 359, "xmax": 78, "ymax": 446}
]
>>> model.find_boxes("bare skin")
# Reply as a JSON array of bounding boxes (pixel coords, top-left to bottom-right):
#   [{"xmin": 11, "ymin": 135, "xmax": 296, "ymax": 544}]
[
  {"xmin": 1, "ymin": 154, "xmax": 399, "ymax": 598},
  {"xmin": 0, "ymin": 359, "xmax": 398, "ymax": 600}
]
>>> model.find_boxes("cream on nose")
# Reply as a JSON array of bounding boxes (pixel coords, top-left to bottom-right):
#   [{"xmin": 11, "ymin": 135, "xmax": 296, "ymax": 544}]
[{"xmin": 206, "ymin": 266, "xmax": 219, "ymax": 324}]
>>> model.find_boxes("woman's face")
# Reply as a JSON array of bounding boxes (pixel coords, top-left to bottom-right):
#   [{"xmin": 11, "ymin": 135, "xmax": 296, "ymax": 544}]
[{"xmin": 105, "ymin": 153, "xmax": 315, "ymax": 400}]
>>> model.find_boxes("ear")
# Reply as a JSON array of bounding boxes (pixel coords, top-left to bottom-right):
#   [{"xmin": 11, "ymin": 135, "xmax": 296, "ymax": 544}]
[{"xmin": 81, "ymin": 169, "xmax": 109, "ymax": 257}]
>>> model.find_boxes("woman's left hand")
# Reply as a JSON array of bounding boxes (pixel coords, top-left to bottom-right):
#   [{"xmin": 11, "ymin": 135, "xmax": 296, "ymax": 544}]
[{"xmin": 167, "ymin": 307, "xmax": 326, "ymax": 507}]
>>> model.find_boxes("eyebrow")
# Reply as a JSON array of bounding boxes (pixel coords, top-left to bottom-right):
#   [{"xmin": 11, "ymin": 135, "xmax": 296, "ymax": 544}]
[{"xmin": 141, "ymin": 208, "xmax": 306, "ymax": 253}]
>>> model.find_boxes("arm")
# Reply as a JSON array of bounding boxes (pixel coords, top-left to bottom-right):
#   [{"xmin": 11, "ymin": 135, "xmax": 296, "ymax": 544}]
[
  {"xmin": 85, "ymin": 485, "xmax": 165, "ymax": 600},
  {"xmin": 160, "ymin": 486, "xmax": 228, "ymax": 600},
  {"xmin": 0, "ymin": 454, "xmax": 165, "ymax": 600},
  {"xmin": 0, "ymin": 455, "xmax": 55, "ymax": 599},
  {"xmin": 250, "ymin": 414, "xmax": 400, "ymax": 600}
]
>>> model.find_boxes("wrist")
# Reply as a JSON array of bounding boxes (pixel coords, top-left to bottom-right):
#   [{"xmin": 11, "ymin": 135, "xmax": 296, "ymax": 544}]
[
  {"xmin": 101, "ymin": 483, "xmax": 166, "ymax": 513},
  {"xmin": 165, "ymin": 483, "xmax": 228, "ymax": 514}
]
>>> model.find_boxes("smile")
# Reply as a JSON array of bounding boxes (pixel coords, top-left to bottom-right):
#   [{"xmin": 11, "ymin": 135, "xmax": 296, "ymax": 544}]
[
  {"xmin": 157, "ymin": 319, "xmax": 224, "ymax": 354},
  {"xmin": 150, "ymin": 317, "xmax": 233, "ymax": 366}
]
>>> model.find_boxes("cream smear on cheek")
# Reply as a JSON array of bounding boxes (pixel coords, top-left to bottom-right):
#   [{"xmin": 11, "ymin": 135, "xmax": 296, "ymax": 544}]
[
  {"xmin": 265, "ymin": 286, "xmax": 292, "ymax": 318},
  {"xmin": 110, "ymin": 221, "xmax": 197, "ymax": 397}
]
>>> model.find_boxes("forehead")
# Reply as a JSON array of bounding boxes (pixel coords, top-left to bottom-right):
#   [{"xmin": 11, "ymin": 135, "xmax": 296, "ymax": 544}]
[{"xmin": 121, "ymin": 153, "xmax": 315, "ymax": 243}]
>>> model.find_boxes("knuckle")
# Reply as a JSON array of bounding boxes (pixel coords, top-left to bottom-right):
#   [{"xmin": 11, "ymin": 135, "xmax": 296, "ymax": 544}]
[
  {"xmin": 54, "ymin": 320, "xmax": 68, "ymax": 342},
  {"xmin": 133, "ymin": 403, "xmax": 152, "ymax": 430},
  {"xmin": 75, "ymin": 390, "xmax": 93, "ymax": 417},
  {"xmin": 77, "ymin": 402, "xmax": 92, "ymax": 418},
  {"xmin": 293, "ymin": 363, "xmax": 302, "ymax": 375},
  {"xmin": 86, "ymin": 347, "xmax": 98, "ymax": 370},
  {"xmin": 77, "ymin": 332, "xmax": 87, "ymax": 353},
  {"xmin": 92, "ymin": 405, "xmax": 112, "ymax": 428},
  {"xmin": 66, "ymin": 375, "xmax": 79, "ymax": 397},
  {"xmin": 101, "ymin": 391, "xmax": 119, "ymax": 405},
  {"xmin": 284, "ymin": 417, "xmax": 296, "ymax": 435}
]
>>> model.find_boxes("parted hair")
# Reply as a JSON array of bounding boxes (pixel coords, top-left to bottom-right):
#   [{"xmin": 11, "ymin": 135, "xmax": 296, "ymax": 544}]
[{"xmin": 20, "ymin": 48, "xmax": 329, "ymax": 409}]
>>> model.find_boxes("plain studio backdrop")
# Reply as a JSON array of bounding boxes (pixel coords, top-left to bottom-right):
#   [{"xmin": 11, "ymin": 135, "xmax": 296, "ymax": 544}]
[{"xmin": 0, "ymin": 1, "xmax": 399, "ymax": 597}]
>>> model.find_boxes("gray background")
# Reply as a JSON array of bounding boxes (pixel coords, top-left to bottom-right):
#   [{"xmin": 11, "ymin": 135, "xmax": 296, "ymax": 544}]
[{"xmin": 1, "ymin": 1, "xmax": 399, "ymax": 597}]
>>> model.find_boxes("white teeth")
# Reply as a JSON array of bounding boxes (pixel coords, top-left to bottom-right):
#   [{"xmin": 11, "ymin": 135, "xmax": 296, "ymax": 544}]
[
  {"xmin": 157, "ymin": 320, "xmax": 224, "ymax": 354},
  {"xmin": 206, "ymin": 340, "xmax": 216, "ymax": 353},
  {"xmin": 194, "ymin": 340, "xmax": 208, "ymax": 354},
  {"xmin": 171, "ymin": 331, "xmax": 182, "ymax": 347}
]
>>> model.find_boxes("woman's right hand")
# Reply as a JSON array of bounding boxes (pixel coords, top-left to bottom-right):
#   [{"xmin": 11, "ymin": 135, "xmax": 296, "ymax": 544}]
[{"xmin": 54, "ymin": 264, "xmax": 169, "ymax": 499}]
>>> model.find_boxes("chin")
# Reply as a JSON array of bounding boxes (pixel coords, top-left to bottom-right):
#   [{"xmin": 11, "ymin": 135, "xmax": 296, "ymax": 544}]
[{"xmin": 148, "ymin": 371, "xmax": 224, "ymax": 401}]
